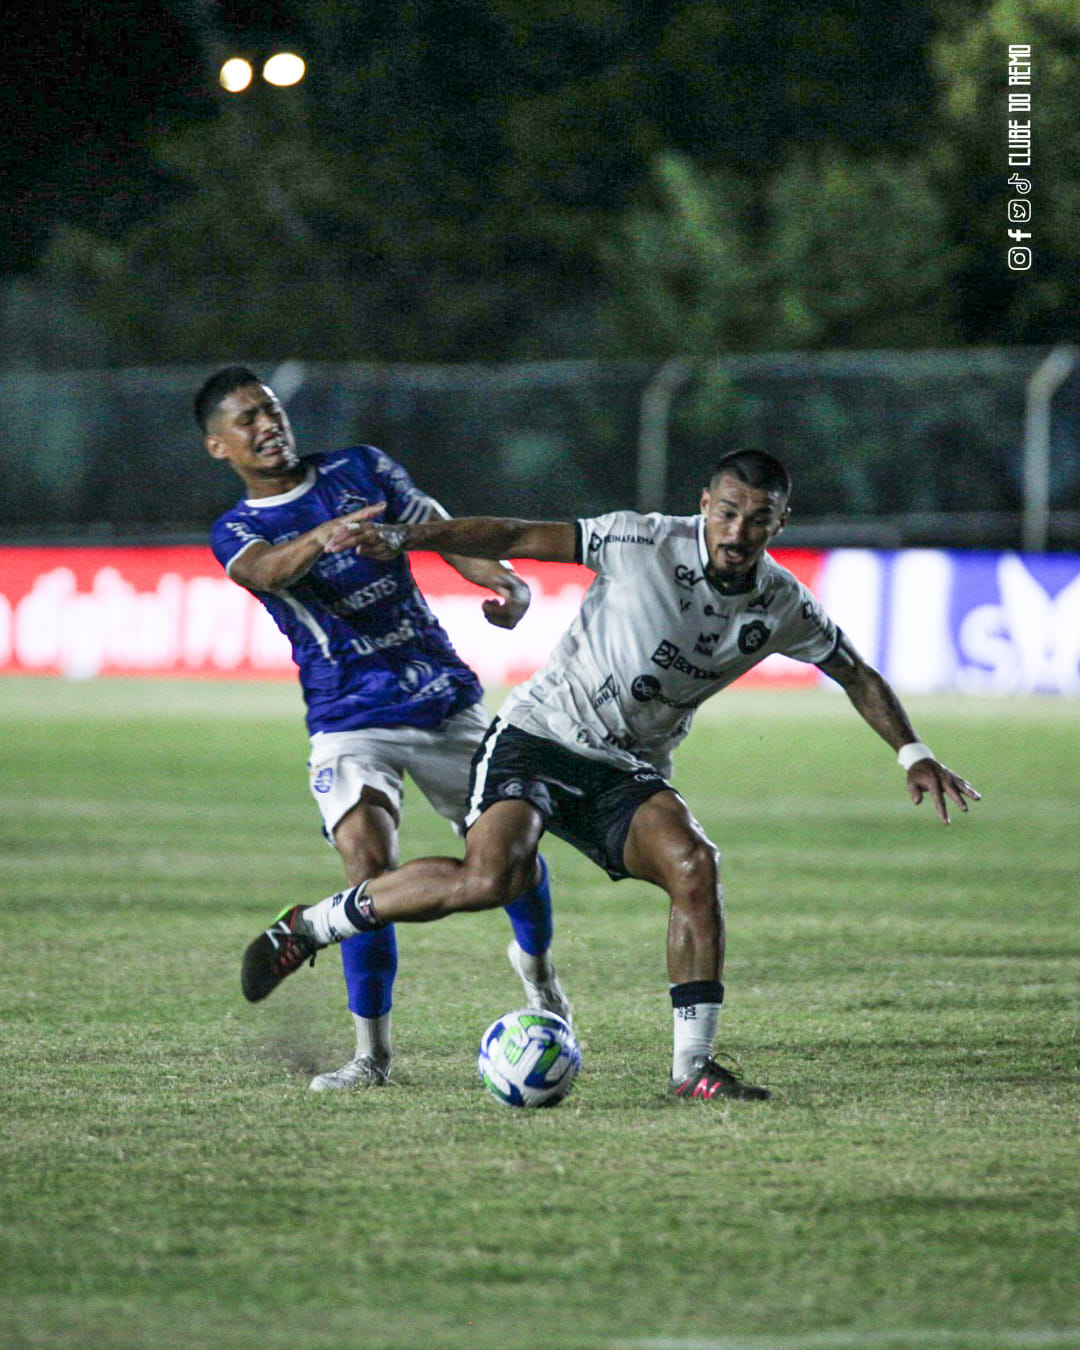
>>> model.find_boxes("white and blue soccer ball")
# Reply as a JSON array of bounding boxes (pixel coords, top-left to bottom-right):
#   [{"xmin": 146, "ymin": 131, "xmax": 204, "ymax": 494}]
[{"xmin": 478, "ymin": 1009, "xmax": 581, "ymax": 1108}]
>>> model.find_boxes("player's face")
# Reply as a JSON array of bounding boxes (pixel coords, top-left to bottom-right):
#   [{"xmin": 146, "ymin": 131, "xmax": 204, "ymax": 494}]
[
  {"xmin": 204, "ymin": 383, "xmax": 299, "ymax": 484},
  {"xmin": 700, "ymin": 475, "xmax": 789, "ymax": 584}
]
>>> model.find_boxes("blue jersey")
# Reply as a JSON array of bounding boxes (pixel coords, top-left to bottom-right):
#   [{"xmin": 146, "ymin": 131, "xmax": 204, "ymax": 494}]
[{"xmin": 210, "ymin": 446, "xmax": 483, "ymax": 734}]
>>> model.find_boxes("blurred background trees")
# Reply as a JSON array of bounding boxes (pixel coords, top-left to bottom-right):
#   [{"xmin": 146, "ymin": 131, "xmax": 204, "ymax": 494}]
[{"xmin": 4, "ymin": 0, "xmax": 1077, "ymax": 367}]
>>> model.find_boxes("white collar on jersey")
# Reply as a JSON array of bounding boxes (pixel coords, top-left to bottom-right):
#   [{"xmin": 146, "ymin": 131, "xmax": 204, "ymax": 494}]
[{"xmin": 243, "ymin": 463, "xmax": 317, "ymax": 509}]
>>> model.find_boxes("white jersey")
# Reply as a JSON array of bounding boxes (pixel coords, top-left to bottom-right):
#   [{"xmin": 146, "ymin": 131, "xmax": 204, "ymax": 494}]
[{"xmin": 499, "ymin": 510, "xmax": 841, "ymax": 776}]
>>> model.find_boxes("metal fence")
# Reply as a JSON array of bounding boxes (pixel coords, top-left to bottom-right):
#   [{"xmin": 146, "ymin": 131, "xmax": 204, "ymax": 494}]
[{"xmin": 1, "ymin": 349, "xmax": 1077, "ymax": 548}]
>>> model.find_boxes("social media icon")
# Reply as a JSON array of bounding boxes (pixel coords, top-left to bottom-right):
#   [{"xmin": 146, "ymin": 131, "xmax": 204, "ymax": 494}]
[
  {"xmin": 1008, "ymin": 199, "xmax": 1032, "ymax": 222},
  {"xmin": 1008, "ymin": 247, "xmax": 1032, "ymax": 271},
  {"xmin": 1008, "ymin": 174, "xmax": 1032, "ymax": 193}
]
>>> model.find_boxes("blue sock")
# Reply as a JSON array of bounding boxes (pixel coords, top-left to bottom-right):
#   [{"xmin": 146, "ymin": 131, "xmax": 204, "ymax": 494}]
[
  {"xmin": 503, "ymin": 855, "xmax": 553, "ymax": 955},
  {"xmin": 341, "ymin": 924, "xmax": 398, "ymax": 1018}
]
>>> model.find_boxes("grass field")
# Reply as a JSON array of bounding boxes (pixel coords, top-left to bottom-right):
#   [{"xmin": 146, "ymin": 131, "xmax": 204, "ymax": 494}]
[{"xmin": 1, "ymin": 676, "xmax": 1078, "ymax": 1350}]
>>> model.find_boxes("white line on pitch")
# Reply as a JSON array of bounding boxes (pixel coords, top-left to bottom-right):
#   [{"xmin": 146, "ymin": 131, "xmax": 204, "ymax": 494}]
[{"xmin": 617, "ymin": 1330, "xmax": 1080, "ymax": 1350}]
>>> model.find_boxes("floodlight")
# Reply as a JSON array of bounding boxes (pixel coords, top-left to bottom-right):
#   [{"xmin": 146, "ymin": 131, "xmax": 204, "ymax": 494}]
[
  {"xmin": 262, "ymin": 53, "xmax": 305, "ymax": 87},
  {"xmin": 219, "ymin": 58, "xmax": 254, "ymax": 93}
]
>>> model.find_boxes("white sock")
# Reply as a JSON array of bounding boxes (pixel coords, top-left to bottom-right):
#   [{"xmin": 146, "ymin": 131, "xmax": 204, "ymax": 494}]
[
  {"xmin": 512, "ymin": 940, "xmax": 554, "ymax": 983},
  {"xmin": 672, "ymin": 1002, "xmax": 722, "ymax": 1081},
  {"xmin": 302, "ymin": 885, "xmax": 367, "ymax": 945},
  {"xmin": 353, "ymin": 1011, "xmax": 392, "ymax": 1066}
]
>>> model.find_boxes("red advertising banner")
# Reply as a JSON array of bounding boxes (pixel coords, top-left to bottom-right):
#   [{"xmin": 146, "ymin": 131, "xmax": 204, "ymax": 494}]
[{"xmin": 0, "ymin": 546, "xmax": 825, "ymax": 687}]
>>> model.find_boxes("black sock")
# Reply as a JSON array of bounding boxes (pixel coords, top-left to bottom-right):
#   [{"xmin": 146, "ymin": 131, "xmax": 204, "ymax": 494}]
[{"xmin": 670, "ymin": 979, "xmax": 725, "ymax": 1010}]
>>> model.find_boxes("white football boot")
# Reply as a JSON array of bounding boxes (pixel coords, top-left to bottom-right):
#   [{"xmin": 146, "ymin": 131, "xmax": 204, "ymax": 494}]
[
  {"xmin": 507, "ymin": 940, "xmax": 573, "ymax": 1027},
  {"xmin": 309, "ymin": 1054, "xmax": 391, "ymax": 1092}
]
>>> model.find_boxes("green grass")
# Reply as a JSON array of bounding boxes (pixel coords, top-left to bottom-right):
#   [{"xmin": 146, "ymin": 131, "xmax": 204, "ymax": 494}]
[{"xmin": 1, "ymin": 677, "xmax": 1078, "ymax": 1350}]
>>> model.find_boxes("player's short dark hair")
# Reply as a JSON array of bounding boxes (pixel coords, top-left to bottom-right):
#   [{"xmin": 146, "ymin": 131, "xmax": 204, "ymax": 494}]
[
  {"xmin": 709, "ymin": 449, "xmax": 791, "ymax": 500},
  {"xmin": 194, "ymin": 366, "xmax": 263, "ymax": 433}
]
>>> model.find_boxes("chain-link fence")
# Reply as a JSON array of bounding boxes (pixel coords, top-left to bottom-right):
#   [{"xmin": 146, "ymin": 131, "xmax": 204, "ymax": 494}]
[{"xmin": 1, "ymin": 349, "xmax": 1076, "ymax": 547}]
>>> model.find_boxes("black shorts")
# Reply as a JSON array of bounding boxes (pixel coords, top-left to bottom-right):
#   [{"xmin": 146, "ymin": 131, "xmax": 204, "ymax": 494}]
[{"xmin": 465, "ymin": 718, "xmax": 674, "ymax": 880}]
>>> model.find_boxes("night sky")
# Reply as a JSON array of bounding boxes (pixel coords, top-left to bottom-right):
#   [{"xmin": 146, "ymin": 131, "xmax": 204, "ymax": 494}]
[{"xmin": 2, "ymin": 0, "xmax": 298, "ymax": 273}]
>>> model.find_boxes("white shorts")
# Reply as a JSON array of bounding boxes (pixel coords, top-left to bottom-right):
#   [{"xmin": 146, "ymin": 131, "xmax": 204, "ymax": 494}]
[{"xmin": 307, "ymin": 703, "xmax": 491, "ymax": 842}]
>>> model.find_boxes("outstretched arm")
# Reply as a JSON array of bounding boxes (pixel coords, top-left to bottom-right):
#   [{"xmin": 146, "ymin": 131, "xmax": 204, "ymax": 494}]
[
  {"xmin": 329, "ymin": 515, "xmax": 579, "ymax": 564},
  {"xmin": 818, "ymin": 634, "xmax": 981, "ymax": 824}
]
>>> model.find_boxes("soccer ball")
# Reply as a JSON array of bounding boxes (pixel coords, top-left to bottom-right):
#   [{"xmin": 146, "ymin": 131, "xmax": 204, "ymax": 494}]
[{"xmin": 477, "ymin": 1009, "xmax": 581, "ymax": 1108}]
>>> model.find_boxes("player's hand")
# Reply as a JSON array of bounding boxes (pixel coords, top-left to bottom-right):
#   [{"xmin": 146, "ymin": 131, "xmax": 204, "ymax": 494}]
[
  {"xmin": 907, "ymin": 758, "xmax": 981, "ymax": 824},
  {"xmin": 324, "ymin": 504, "xmax": 390, "ymax": 555},
  {"xmin": 482, "ymin": 573, "xmax": 531, "ymax": 629}
]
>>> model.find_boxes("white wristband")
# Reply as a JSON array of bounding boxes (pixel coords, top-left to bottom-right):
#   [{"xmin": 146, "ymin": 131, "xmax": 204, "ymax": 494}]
[{"xmin": 898, "ymin": 742, "xmax": 934, "ymax": 771}]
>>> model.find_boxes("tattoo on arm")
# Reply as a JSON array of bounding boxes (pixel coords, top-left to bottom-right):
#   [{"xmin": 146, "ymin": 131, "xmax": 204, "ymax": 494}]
[{"xmin": 820, "ymin": 636, "xmax": 917, "ymax": 750}]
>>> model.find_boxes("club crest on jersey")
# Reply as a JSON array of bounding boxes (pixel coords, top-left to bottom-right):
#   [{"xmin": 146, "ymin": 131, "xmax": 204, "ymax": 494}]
[
  {"xmin": 737, "ymin": 620, "xmax": 771, "ymax": 654},
  {"xmin": 313, "ymin": 766, "xmax": 334, "ymax": 794},
  {"xmin": 336, "ymin": 490, "xmax": 371, "ymax": 514}
]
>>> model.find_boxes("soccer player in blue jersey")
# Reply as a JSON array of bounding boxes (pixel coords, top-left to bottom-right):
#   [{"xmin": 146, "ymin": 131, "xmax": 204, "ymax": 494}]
[{"xmin": 197, "ymin": 366, "xmax": 570, "ymax": 1090}]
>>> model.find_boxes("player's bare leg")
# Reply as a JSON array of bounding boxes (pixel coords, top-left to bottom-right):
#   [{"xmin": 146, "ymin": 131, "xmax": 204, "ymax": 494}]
[
  {"xmin": 624, "ymin": 790, "xmax": 724, "ymax": 984},
  {"xmin": 623, "ymin": 791, "xmax": 769, "ymax": 1101},
  {"xmin": 241, "ymin": 801, "xmax": 547, "ymax": 1000},
  {"xmin": 338, "ymin": 799, "xmax": 547, "ymax": 923}
]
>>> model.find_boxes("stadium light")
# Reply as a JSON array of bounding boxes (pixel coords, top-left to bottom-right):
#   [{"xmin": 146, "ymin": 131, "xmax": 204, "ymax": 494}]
[
  {"xmin": 219, "ymin": 57, "xmax": 254, "ymax": 93},
  {"xmin": 262, "ymin": 52, "xmax": 305, "ymax": 87}
]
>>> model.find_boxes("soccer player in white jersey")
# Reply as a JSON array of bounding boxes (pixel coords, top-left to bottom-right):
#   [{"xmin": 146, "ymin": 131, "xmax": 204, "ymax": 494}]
[
  {"xmin": 198, "ymin": 366, "xmax": 570, "ymax": 1092},
  {"xmin": 242, "ymin": 449, "xmax": 980, "ymax": 1100}
]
